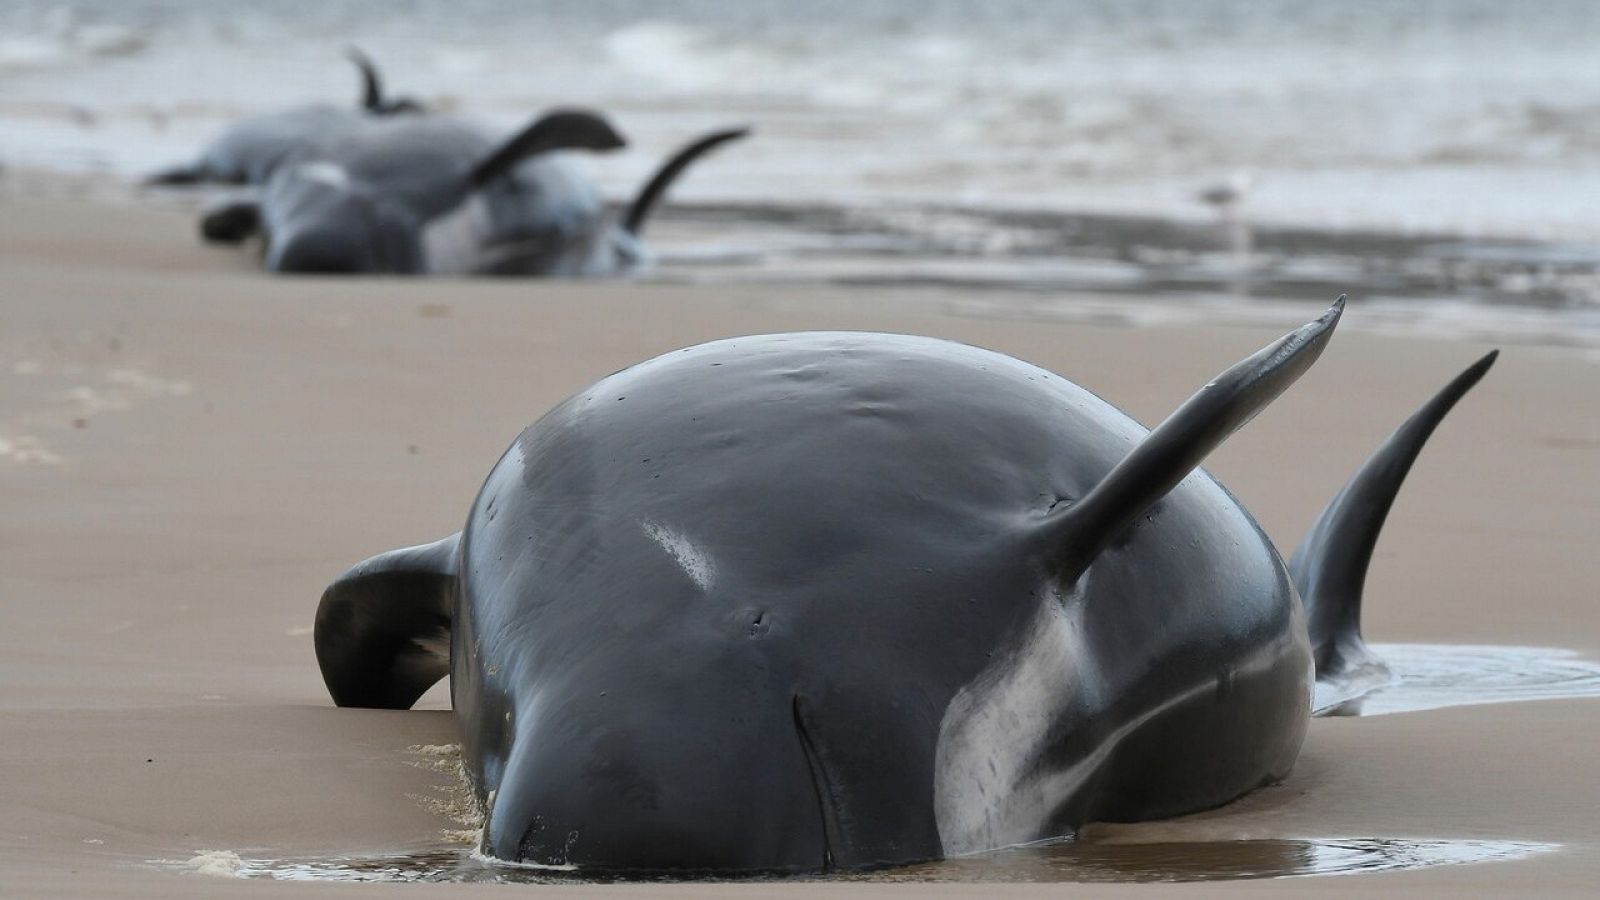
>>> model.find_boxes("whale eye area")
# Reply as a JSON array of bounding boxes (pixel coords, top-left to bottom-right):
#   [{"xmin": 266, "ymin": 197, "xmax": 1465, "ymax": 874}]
[
  {"xmin": 748, "ymin": 611, "xmax": 770, "ymax": 638},
  {"xmin": 1038, "ymin": 493, "xmax": 1076, "ymax": 516}
]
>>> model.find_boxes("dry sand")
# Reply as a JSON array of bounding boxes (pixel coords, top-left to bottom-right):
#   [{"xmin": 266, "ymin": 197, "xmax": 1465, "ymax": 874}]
[{"xmin": 1, "ymin": 195, "xmax": 1598, "ymax": 897}]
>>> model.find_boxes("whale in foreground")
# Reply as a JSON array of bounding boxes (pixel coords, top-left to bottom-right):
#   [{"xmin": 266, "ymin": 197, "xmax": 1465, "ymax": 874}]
[{"xmin": 314, "ymin": 299, "xmax": 1496, "ymax": 873}]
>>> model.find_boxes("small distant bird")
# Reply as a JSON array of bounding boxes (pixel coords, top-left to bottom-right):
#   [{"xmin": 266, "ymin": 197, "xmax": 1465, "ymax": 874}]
[{"xmin": 1199, "ymin": 170, "xmax": 1255, "ymax": 270}]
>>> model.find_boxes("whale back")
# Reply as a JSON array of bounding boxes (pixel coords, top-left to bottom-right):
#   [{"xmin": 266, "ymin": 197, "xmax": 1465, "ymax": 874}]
[
  {"xmin": 451, "ymin": 330, "xmax": 1312, "ymax": 868},
  {"xmin": 314, "ymin": 305, "xmax": 1506, "ymax": 872}
]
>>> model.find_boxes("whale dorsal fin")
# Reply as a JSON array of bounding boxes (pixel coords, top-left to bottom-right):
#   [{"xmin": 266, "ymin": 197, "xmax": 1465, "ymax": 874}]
[
  {"xmin": 1294, "ymin": 350, "xmax": 1497, "ymax": 706},
  {"xmin": 345, "ymin": 46, "xmax": 385, "ymax": 113},
  {"xmin": 1043, "ymin": 297, "xmax": 1345, "ymax": 580},
  {"xmin": 345, "ymin": 45, "xmax": 425, "ymax": 115},
  {"xmin": 468, "ymin": 109, "xmax": 627, "ymax": 188},
  {"xmin": 623, "ymin": 126, "xmax": 751, "ymax": 236},
  {"xmin": 314, "ymin": 533, "xmax": 459, "ymax": 709}
]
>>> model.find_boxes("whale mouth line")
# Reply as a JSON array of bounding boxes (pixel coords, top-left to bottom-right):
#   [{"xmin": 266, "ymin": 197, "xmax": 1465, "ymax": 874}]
[{"xmin": 793, "ymin": 694, "xmax": 841, "ymax": 873}]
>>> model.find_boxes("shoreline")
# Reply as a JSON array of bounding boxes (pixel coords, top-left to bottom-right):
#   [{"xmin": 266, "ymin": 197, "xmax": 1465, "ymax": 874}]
[
  {"xmin": 14, "ymin": 162, "xmax": 1600, "ymax": 246},
  {"xmin": 4, "ymin": 185, "xmax": 1598, "ymax": 351}
]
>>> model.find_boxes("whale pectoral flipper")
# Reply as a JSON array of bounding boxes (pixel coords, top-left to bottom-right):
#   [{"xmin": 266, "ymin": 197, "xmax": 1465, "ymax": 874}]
[
  {"xmin": 1294, "ymin": 350, "xmax": 1498, "ymax": 710},
  {"xmin": 314, "ymin": 533, "xmax": 460, "ymax": 709},
  {"xmin": 1043, "ymin": 297, "xmax": 1346, "ymax": 579},
  {"xmin": 144, "ymin": 165, "xmax": 203, "ymax": 186},
  {"xmin": 467, "ymin": 109, "xmax": 628, "ymax": 189},
  {"xmin": 199, "ymin": 195, "xmax": 262, "ymax": 244}
]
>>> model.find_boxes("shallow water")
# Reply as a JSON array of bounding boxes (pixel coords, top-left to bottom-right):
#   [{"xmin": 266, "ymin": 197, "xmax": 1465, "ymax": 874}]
[
  {"xmin": 5, "ymin": 0, "xmax": 1599, "ymax": 242},
  {"xmin": 5, "ymin": 2, "xmax": 1598, "ymax": 343},
  {"xmin": 1322, "ymin": 643, "xmax": 1600, "ymax": 717},
  {"xmin": 196, "ymin": 837, "xmax": 1553, "ymax": 884},
  {"xmin": 649, "ymin": 203, "xmax": 1600, "ymax": 347},
  {"xmin": 157, "ymin": 642, "xmax": 1598, "ymax": 885},
  {"xmin": 867, "ymin": 838, "xmax": 1555, "ymax": 884}
]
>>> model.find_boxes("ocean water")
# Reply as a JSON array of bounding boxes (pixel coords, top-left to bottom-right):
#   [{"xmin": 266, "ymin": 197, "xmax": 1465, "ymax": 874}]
[{"xmin": 3, "ymin": 1, "xmax": 1598, "ymax": 337}]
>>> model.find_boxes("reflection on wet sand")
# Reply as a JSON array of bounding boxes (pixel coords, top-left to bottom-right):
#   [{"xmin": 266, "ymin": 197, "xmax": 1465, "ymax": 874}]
[
  {"xmin": 161, "ymin": 643, "xmax": 1595, "ymax": 885},
  {"xmin": 202, "ymin": 837, "xmax": 1553, "ymax": 885},
  {"xmin": 871, "ymin": 837, "xmax": 1553, "ymax": 884}
]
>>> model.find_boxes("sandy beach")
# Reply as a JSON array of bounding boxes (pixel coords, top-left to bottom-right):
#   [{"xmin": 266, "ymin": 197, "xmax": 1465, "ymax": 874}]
[{"xmin": 2, "ymin": 194, "xmax": 1599, "ymax": 897}]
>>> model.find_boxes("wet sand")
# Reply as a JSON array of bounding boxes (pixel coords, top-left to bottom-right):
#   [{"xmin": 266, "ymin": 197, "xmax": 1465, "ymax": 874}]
[{"xmin": 2, "ymin": 195, "xmax": 1598, "ymax": 897}]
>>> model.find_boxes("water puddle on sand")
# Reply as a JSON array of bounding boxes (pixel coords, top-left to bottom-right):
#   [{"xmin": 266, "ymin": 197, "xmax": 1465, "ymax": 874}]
[
  {"xmin": 1319, "ymin": 644, "xmax": 1600, "ymax": 717},
  {"xmin": 183, "ymin": 838, "xmax": 1552, "ymax": 884},
  {"xmin": 869, "ymin": 838, "xmax": 1555, "ymax": 883},
  {"xmin": 163, "ymin": 643, "xmax": 1593, "ymax": 885}
]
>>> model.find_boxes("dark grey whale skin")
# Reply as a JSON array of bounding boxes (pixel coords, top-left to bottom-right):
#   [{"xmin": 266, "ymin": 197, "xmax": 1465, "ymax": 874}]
[
  {"xmin": 165, "ymin": 105, "xmax": 368, "ymax": 187},
  {"xmin": 455, "ymin": 330, "xmax": 1309, "ymax": 872},
  {"xmin": 221, "ymin": 117, "xmax": 745, "ymax": 276},
  {"xmin": 146, "ymin": 48, "xmax": 422, "ymax": 187},
  {"xmin": 254, "ymin": 116, "xmax": 506, "ymax": 275},
  {"xmin": 254, "ymin": 116, "xmax": 615, "ymax": 276},
  {"xmin": 314, "ymin": 305, "xmax": 1496, "ymax": 874}
]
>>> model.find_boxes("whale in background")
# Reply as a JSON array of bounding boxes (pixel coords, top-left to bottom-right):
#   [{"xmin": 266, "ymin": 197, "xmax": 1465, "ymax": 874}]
[
  {"xmin": 145, "ymin": 46, "xmax": 424, "ymax": 188},
  {"xmin": 201, "ymin": 115, "xmax": 746, "ymax": 276}
]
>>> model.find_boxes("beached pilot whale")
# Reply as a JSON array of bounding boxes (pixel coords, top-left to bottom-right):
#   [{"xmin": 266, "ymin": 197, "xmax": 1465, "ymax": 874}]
[
  {"xmin": 314, "ymin": 299, "xmax": 1496, "ymax": 873},
  {"xmin": 201, "ymin": 116, "xmax": 747, "ymax": 275},
  {"xmin": 145, "ymin": 46, "xmax": 422, "ymax": 187}
]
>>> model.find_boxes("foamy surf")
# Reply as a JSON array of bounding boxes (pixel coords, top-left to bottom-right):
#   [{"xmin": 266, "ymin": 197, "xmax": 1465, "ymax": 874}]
[
  {"xmin": 179, "ymin": 849, "xmax": 243, "ymax": 878},
  {"xmin": 3, "ymin": 3, "xmax": 1597, "ymax": 346},
  {"xmin": 404, "ymin": 743, "xmax": 483, "ymax": 846},
  {"xmin": 4, "ymin": 0, "xmax": 1599, "ymax": 242}
]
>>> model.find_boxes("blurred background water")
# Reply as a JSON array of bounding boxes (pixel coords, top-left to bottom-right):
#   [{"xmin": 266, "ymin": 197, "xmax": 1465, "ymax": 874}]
[{"xmin": 3, "ymin": 0, "xmax": 1598, "ymax": 341}]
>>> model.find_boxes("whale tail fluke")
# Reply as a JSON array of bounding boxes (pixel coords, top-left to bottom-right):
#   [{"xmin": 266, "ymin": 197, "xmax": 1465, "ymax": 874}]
[
  {"xmin": 1041, "ymin": 297, "xmax": 1345, "ymax": 580},
  {"xmin": 622, "ymin": 126, "xmax": 750, "ymax": 237},
  {"xmin": 1293, "ymin": 350, "xmax": 1497, "ymax": 712},
  {"xmin": 314, "ymin": 533, "xmax": 459, "ymax": 709}
]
